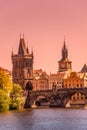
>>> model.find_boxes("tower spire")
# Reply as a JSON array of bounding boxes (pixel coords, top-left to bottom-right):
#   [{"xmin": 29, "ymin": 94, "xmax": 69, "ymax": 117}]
[
  {"xmin": 18, "ymin": 35, "xmax": 27, "ymax": 55},
  {"xmin": 62, "ymin": 37, "xmax": 68, "ymax": 60}
]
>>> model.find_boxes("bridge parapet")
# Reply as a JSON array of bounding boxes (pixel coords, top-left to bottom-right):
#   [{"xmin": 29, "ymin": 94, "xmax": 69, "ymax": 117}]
[{"xmin": 24, "ymin": 88, "xmax": 87, "ymax": 108}]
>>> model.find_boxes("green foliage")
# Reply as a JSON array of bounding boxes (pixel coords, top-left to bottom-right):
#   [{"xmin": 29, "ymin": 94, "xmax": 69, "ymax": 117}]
[
  {"xmin": 10, "ymin": 84, "xmax": 24, "ymax": 110},
  {"xmin": 0, "ymin": 70, "xmax": 12, "ymax": 93},
  {"xmin": 0, "ymin": 71, "xmax": 24, "ymax": 111},
  {"xmin": 0, "ymin": 90, "xmax": 10, "ymax": 112},
  {"xmin": 12, "ymin": 84, "xmax": 24, "ymax": 95},
  {"xmin": 0, "ymin": 70, "xmax": 12, "ymax": 112}
]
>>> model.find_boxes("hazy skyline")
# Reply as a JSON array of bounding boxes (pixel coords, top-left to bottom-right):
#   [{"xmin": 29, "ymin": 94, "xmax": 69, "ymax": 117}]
[{"xmin": 0, "ymin": 0, "xmax": 87, "ymax": 74}]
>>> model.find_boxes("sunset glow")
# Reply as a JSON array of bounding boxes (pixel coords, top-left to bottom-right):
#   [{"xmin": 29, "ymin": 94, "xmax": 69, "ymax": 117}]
[{"xmin": 0, "ymin": 0, "xmax": 87, "ymax": 74}]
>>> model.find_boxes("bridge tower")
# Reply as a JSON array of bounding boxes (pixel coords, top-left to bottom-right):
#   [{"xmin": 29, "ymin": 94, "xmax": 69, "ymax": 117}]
[
  {"xmin": 58, "ymin": 38, "xmax": 72, "ymax": 72},
  {"xmin": 11, "ymin": 35, "xmax": 34, "ymax": 89}
]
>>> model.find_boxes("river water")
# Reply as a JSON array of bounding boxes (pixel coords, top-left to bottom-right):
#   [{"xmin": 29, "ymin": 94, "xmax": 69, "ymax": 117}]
[{"xmin": 0, "ymin": 108, "xmax": 87, "ymax": 130}]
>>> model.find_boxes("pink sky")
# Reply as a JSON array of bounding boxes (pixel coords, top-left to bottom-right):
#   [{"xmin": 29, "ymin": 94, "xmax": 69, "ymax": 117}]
[{"xmin": 0, "ymin": 0, "xmax": 87, "ymax": 74}]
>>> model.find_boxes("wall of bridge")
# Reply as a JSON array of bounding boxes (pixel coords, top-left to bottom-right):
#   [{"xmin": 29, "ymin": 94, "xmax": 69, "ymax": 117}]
[{"xmin": 24, "ymin": 88, "xmax": 87, "ymax": 108}]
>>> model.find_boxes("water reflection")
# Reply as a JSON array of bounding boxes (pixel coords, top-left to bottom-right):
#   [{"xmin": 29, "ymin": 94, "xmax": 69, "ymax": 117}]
[{"xmin": 0, "ymin": 108, "xmax": 87, "ymax": 130}]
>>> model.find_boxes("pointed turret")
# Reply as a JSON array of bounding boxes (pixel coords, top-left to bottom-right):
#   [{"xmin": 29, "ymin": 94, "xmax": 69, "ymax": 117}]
[
  {"xmin": 26, "ymin": 47, "xmax": 29, "ymax": 54},
  {"xmin": 26, "ymin": 43, "xmax": 29, "ymax": 54},
  {"xmin": 11, "ymin": 48, "xmax": 14, "ymax": 57},
  {"xmin": 62, "ymin": 38, "xmax": 68, "ymax": 60},
  {"xmin": 31, "ymin": 49, "xmax": 33, "ymax": 55},
  {"xmin": 31, "ymin": 48, "xmax": 34, "ymax": 59},
  {"xmin": 80, "ymin": 64, "xmax": 87, "ymax": 73},
  {"xmin": 18, "ymin": 35, "xmax": 27, "ymax": 55}
]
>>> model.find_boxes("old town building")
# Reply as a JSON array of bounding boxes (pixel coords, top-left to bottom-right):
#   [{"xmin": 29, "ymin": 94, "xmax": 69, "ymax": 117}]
[
  {"xmin": 79, "ymin": 64, "xmax": 87, "ymax": 88},
  {"xmin": 63, "ymin": 72, "xmax": 83, "ymax": 88},
  {"xmin": 63, "ymin": 71, "xmax": 86, "ymax": 106},
  {"xmin": 11, "ymin": 36, "xmax": 34, "ymax": 89},
  {"xmin": 33, "ymin": 69, "xmax": 49, "ymax": 90},
  {"xmin": 49, "ymin": 73, "xmax": 65, "ymax": 89}
]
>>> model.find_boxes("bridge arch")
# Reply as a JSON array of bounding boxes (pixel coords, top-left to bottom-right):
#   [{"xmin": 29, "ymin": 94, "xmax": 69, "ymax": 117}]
[
  {"xmin": 69, "ymin": 92, "xmax": 85, "ymax": 107},
  {"xmin": 32, "ymin": 95, "xmax": 49, "ymax": 107},
  {"xmin": 71, "ymin": 92, "xmax": 85, "ymax": 100},
  {"xmin": 30, "ymin": 93, "xmax": 51, "ymax": 107},
  {"xmin": 63, "ymin": 91, "xmax": 86, "ymax": 107}
]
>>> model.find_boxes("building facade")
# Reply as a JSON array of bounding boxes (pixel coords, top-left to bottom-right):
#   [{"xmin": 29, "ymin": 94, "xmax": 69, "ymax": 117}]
[
  {"xmin": 49, "ymin": 73, "xmax": 65, "ymax": 89},
  {"xmin": 33, "ymin": 69, "xmax": 49, "ymax": 90},
  {"xmin": 12, "ymin": 36, "xmax": 34, "ymax": 89},
  {"xmin": 63, "ymin": 71, "xmax": 86, "ymax": 106},
  {"xmin": 79, "ymin": 64, "xmax": 87, "ymax": 88}
]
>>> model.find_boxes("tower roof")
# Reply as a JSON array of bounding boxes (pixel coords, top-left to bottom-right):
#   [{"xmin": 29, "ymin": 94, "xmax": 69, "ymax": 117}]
[
  {"xmin": 80, "ymin": 64, "xmax": 87, "ymax": 73},
  {"xmin": 59, "ymin": 38, "xmax": 69, "ymax": 62},
  {"xmin": 18, "ymin": 37, "xmax": 27, "ymax": 55},
  {"xmin": 62, "ymin": 39, "xmax": 68, "ymax": 60}
]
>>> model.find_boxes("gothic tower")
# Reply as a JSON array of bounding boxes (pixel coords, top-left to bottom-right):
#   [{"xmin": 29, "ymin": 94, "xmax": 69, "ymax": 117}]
[
  {"xmin": 58, "ymin": 39, "xmax": 72, "ymax": 72},
  {"xmin": 12, "ymin": 35, "xmax": 34, "ymax": 89}
]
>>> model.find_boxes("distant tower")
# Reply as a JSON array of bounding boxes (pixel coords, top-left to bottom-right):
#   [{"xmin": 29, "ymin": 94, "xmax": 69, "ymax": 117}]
[
  {"xmin": 58, "ymin": 39, "xmax": 72, "ymax": 72},
  {"xmin": 12, "ymin": 35, "xmax": 34, "ymax": 89}
]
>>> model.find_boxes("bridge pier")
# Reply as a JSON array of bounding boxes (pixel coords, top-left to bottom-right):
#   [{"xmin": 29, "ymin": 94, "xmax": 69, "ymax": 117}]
[
  {"xmin": 49, "ymin": 94, "xmax": 66, "ymax": 108},
  {"xmin": 24, "ymin": 92, "xmax": 31, "ymax": 108},
  {"xmin": 57, "ymin": 100, "xmax": 65, "ymax": 107}
]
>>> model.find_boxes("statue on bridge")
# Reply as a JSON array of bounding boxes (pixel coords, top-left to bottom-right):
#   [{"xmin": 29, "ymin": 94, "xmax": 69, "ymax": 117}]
[{"xmin": 24, "ymin": 81, "xmax": 33, "ymax": 108}]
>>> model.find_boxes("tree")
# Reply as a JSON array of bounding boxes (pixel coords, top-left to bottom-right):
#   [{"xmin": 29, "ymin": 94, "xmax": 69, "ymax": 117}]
[
  {"xmin": 0, "ymin": 90, "xmax": 10, "ymax": 111},
  {"xmin": 0, "ymin": 70, "xmax": 12, "ymax": 111},
  {"xmin": 10, "ymin": 84, "xmax": 24, "ymax": 110},
  {"xmin": 0, "ymin": 70, "xmax": 12, "ymax": 93}
]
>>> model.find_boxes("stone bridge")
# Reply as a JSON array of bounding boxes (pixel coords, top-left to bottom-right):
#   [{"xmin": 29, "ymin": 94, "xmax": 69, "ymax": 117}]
[{"xmin": 24, "ymin": 88, "xmax": 87, "ymax": 108}]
